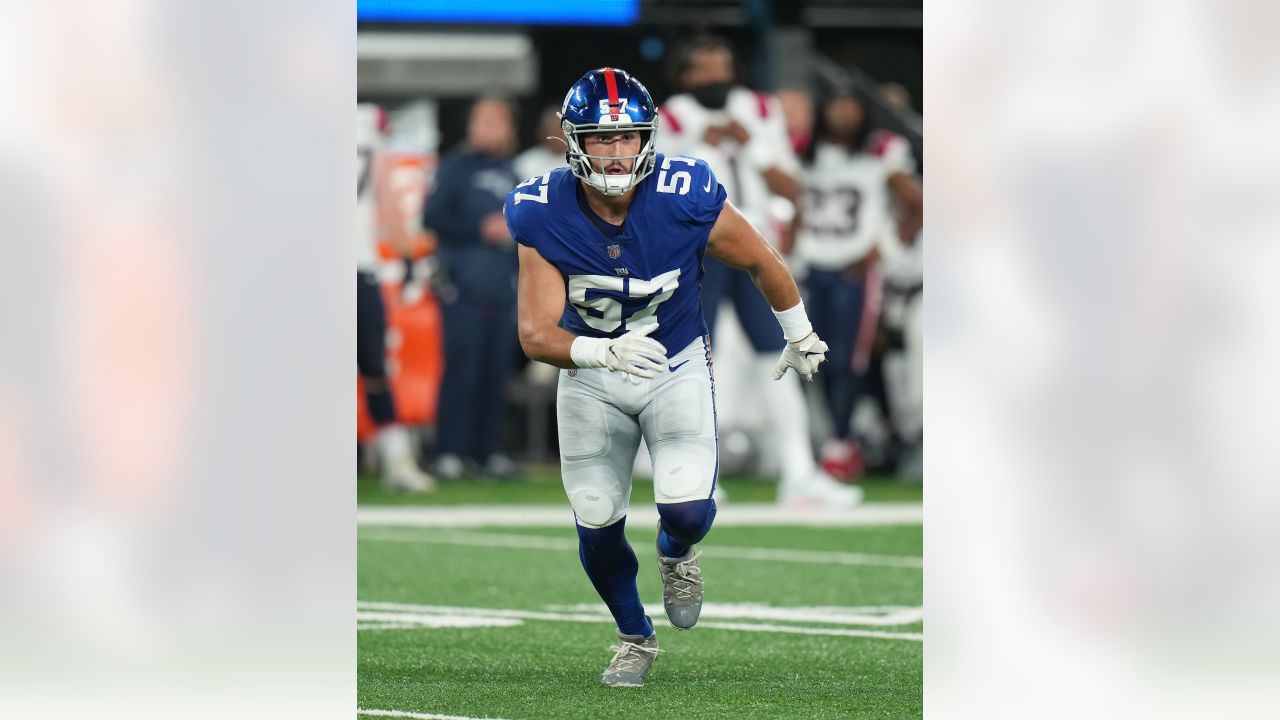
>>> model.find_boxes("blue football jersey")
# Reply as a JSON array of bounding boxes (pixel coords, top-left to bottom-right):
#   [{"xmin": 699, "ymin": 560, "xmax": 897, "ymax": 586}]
[{"xmin": 504, "ymin": 153, "xmax": 728, "ymax": 355}]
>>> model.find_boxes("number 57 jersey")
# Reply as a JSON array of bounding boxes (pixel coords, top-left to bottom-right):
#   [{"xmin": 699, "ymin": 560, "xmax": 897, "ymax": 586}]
[{"xmin": 505, "ymin": 153, "xmax": 728, "ymax": 356}]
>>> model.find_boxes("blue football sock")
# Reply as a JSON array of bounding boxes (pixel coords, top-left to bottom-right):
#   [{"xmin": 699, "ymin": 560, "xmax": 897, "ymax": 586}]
[
  {"xmin": 656, "ymin": 527, "xmax": 691, "ymax": 560},
  {"xmin": 657, "ymin": 499, "xmax": 717, "ymax": 559},
  {"xmin": 576, "ymin": 518, "xmax": 653, "ymax": 638}
]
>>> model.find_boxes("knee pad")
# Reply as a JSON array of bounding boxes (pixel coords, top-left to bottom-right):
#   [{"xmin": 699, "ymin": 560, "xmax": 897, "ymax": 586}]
[
  {"xmin": 569, "ymin": 487, "xmax": 624, "ymax": 528},
  {"xmin": 656, "ymin": 498, "xmax": 717, "ymax": 545}
]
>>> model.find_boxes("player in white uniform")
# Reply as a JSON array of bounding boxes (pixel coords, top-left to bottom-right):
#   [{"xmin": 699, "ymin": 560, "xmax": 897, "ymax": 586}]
[
  {"xmin": 658, "ymin": 36, "xmax": 860, "ymax": 508},
  {"xmin": 795, "ymin": 88, "xmax": 922, "ymax": 478},
  {"xmin": 356, "ymin": 103, "xmax": 435, "ymax": 493}
]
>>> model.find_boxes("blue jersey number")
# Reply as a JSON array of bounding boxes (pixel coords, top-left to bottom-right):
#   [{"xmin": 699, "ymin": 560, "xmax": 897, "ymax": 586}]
[{"xmin": 568, "ymin": 269, "xmax": 681, "ymax": 334}]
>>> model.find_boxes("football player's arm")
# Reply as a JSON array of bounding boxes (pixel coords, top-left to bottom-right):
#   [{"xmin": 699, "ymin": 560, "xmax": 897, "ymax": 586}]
[
  {"xmin": 516, "ymin": 244, "xmax": 578, "ymax": 368},
  {"xmin": 516, "ymin": 245, "xmax": 669, "ymax": 376},
  {"xmin": 706, "ymin": 201, "xmax": 828, "ymax": 381},
  {"xmin": 888, "ymin": 170, "xmax": 923, "ymax": 244},
  {"xmin": 705, "ymin": 201, "xmax": 801, "ymax": 311},
  {"xmin": 749, "ymin": 98, "xmax": 803, "ymax": 253}
]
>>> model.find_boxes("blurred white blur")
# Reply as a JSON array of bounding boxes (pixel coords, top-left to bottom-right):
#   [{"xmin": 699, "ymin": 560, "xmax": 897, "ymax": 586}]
[
  {"xmin": 0, "ymin": 1, "xmax": 352, "ymax": 718},
  {"xmin": 927, "ymin": 0, "xmax": 1280, "ymax": 717}
]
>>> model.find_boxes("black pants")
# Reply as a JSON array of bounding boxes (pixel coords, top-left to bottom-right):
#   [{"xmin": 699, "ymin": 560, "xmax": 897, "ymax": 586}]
[
  {"xmin": 357, "ymin": 271, "xmax": 396, "ymax": 425},
  {"xmin": 435, "ymin": 288, "xmax": 519, "ymax": 463}
]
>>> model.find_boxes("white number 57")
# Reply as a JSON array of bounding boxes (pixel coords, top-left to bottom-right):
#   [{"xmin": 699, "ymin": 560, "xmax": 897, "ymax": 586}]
[{"xmin": 656, "ymin": 156, "xmax": 696, "ymax": 195}]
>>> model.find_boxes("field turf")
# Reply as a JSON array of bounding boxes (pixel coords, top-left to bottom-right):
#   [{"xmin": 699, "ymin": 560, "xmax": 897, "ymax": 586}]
[{"xmin": 358, "ymin": 470, "xmax": 922, "ymax": 719}]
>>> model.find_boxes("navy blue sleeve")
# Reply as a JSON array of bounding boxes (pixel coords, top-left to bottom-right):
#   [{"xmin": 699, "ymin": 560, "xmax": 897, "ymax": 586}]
[
  {"xmin": 503, "ymin": 189, "xmax": 533, "ymax": 249},
  {"xmin": 505, "ymin": 173, "xmax": 553, "ymax": 249}
]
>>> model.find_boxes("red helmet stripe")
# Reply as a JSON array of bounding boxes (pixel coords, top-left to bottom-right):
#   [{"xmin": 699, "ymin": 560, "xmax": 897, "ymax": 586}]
[{"xmin": 603, "ymin": 67, "xmax": 620, "ymax": 108}]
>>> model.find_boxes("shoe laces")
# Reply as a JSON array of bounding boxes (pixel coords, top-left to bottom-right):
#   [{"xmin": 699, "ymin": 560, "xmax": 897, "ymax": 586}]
[
  {"xmin": 664, "ymin": 550, "xmax": 703, "ymax": 600},
  {"xmin": 607, "ymin": 639, "xmax": 660, "ymax": 673}
]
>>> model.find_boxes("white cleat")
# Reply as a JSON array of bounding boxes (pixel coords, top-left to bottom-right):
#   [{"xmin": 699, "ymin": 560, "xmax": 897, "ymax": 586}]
[
  {"xmin": 777, "ymin": 470, "xmax": 863, "ymax": 510},
  {"xmin": 382, "ymin": 459, "xmax": 437, "ymax": 494}
]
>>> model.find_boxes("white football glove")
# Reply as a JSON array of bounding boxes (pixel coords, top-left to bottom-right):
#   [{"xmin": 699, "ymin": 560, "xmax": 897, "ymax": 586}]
[
  {"xmin": 570, "ymin": 325, "xmax": 669, "ymax": 379},
  {"xmin": 772, "ymin": 331, "xmax": 829, "ymax": 381},
  {"xmin": 604, "ymin": 326, "xmax": 669, "ymax": 378}
]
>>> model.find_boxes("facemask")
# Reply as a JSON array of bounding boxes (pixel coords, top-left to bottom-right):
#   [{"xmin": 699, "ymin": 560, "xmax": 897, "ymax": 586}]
[{"xmin": 691, "ymin": 82, "xmax": 731, "ymax": 110}]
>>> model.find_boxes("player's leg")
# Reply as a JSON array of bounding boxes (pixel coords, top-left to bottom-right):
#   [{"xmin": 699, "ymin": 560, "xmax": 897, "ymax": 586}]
[
  {"xmin": 641, "ymin": 337, "xmax": 718, "ymax": 629},
  {"xmin": 557, "ymin": 369, "xmax": 653, "ymax": 639},
  {"xmin": 809, "ymin": 268, "xmax": 867, "ymax": 481},
  {"xmin": 357, "ymin": 271, "xmax": 434, "ymax": 493},
  {"xmin": 729, "ymin": 269, "xmax": 861, "ymax": 507},
  {"xmin": 559, "ymin": 370, "xmax": 660, "ymax": 686},
  {"xmin": 434, "ymin": 289, "xmax": 484, "ymax": 479},
  {"xmin": 468, "ymin": 300, "xmax": 520, "ymax": 478},
  {"xmin": 882, "ymin": 287, "xmax": 922, "ymax": 478}
]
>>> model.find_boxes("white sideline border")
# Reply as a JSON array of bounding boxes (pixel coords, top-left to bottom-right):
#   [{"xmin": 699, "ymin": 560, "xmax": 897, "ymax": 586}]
[{"xmin": 358, "ymin": 502, "xmax": 922, "ymax": 528}]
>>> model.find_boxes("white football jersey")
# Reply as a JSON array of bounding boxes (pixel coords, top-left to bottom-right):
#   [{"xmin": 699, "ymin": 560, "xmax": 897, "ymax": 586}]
[
  {"xmin": 658, "ymin": 87, "xmax": 798, "ymax": 233},
  {"xmin": 356, "ymin": 103, "xmax": 383, "ymax": 271},
  {"xmin": 514, "ymin": 144, "xmax": 565, "ymax": 182},
  {"xmin": 796, "ymin": 132, "xmax": 916, "ymax": 271}
]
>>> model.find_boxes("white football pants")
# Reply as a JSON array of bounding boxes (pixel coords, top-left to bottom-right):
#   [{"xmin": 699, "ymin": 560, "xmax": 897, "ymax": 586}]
[{"xmin": 557, "ymin": 336, "xmax": 718, "ymax": 528}]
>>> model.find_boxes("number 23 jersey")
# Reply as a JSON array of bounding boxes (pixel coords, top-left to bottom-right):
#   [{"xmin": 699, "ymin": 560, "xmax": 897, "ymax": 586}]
[{"xmin": 504, "ymin": 153, "xmax": 728, "ymax": 355}]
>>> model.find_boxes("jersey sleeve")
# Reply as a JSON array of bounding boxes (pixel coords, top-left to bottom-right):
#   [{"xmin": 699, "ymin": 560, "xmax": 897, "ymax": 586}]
[
  {"xmin": 870, "ymin": 131, "xmax": 917, "ymax": 176},
  {"xmin": 504, "ymin": 173, "xmax": 552, "ymax": 249},
  {"xmin": 743, "ymin": 92, "xmax": 800, "ymax": 174},
  {"xmin": 670, "ymin": 157, "xmax": 727, "ymax": 228}
]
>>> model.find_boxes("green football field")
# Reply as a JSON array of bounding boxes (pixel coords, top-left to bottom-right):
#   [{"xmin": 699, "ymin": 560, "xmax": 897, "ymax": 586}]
[{"xmin": 358, "ymin": 472, "xmax": 922, "ymax": 720}]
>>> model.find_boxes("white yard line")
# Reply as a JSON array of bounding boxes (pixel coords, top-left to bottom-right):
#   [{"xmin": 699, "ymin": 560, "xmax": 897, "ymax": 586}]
[
  {"xmin": 358, "ymin": 502, "xmax": 921, "ymax": 529},
  {"xmin": 358, "ymin": 709, "xmax": 510, "ymax": 720},
  {"xmin": 541, "ymin": 602, "xmax": 924, "ymax": 627},
  {"xmin": 358, "ymin": 530, "xmax": 922, "ymax": 569},
  {"xmin": 357, "ymin": 601, "xmax": 923, "ymax": 642}
]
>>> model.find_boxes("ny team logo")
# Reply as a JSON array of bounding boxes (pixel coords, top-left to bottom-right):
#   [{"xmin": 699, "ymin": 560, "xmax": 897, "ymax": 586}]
[{"xmin": 607, "ymin": 244, "xmax": 622, "ymax": 259}]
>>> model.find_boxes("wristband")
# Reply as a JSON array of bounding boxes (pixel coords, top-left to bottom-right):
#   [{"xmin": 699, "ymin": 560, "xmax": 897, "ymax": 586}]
[
  {"xmin": 570, "ymin": 336, "xmax": 609, "ymax": 369},
  {"xmin": 772, "ymin": 302, "xmax": 813, "ymax": 343}
]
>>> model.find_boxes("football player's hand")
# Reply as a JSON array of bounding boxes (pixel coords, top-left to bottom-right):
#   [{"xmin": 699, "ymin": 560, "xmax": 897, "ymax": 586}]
[
  {"xmin": 772, "ymin": 331, "xmax": 828, "ymax": 381},
  {"xmin": 605, "ymin": 326, "xmax": 669, "ymax": 379},
  {"xmin": 702, "ymin": 124, "xmax": 727, "ymax": 147},
  {"xmin": 726, "ymin": 121, "xmax": 751, "ymax": 144},
  {"xmin": 480, "ymin": 212, "xmax": 512, "ymax": 246}
]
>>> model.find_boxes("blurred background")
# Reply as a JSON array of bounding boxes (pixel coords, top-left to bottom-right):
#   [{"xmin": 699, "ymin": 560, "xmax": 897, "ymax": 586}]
[{"xmin": 354, "ymin": 0, "xmax": 924, "ymax": 498}]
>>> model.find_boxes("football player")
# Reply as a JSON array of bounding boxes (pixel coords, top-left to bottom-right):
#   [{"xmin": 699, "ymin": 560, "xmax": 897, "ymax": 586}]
[
  {"xmin": 508, "ymin": 68, "xmax": 830, "ymax": 687},
  {"xmin": 795, "ymin": 88, "xmax": 922, "ymax": 479},
  {"xmin": 356, "ymin": 103, "xmax": 435, "ymax": 493},
  {"xmin": 658, "ymin": 36, "xmax": 862, "ymax": 508}
]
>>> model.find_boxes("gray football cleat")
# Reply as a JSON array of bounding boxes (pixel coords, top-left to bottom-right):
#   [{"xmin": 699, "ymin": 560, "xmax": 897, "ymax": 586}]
[
  {"xmin": 601, "ymin": 626, "xmax": 660, "ymax": 687},
  {"xmin": 657, "ymin": 543, "xmax": 704, "ymax": 630}
]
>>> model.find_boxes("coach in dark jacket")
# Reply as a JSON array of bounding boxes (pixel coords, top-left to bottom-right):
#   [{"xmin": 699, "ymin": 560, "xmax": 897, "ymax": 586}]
[{"xmin": 422, "ymin": 97, "xmax": 521, "ymax": 479}]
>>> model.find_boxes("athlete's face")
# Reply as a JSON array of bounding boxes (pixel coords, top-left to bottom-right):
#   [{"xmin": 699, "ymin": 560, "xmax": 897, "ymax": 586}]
[
  {"xmin": 824, "ymin": 96, "xmax": 866, "ymax": 142},
  {"xmin": 682, "ymin": 47, "xmax": 735, "ymax": 89},
  {"xmin": 467, "ymin": 99, "xmax": 516, "ymax": 156},
  {"xmin": 582, "ymin": 130, "xmax": 642, "ymax": 175}
]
